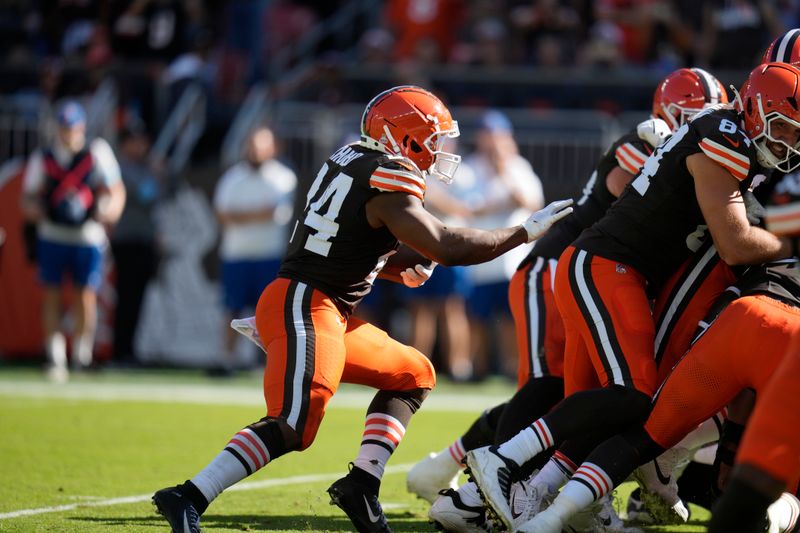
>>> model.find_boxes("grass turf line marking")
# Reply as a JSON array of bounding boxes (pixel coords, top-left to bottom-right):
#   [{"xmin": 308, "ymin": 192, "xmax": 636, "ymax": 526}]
[
  {"xmin": 0, "ymin": 378, "xmax": 510, "ymax": 412},
  {"xmin": 0, "ymin": 463, "xmax": 413, "ymax": 520}
]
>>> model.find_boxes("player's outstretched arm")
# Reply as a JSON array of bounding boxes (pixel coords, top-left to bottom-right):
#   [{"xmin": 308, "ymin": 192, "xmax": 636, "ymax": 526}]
[
  {"xmin": 366, "ymin": 192, "xmax": 571, "ymax": 267},
  {"xmin": 690, "ymin": 153, "xmax": 790, "ymax": 265}
]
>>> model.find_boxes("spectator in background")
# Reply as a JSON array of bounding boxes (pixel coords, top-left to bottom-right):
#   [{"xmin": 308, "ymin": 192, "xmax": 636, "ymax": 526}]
[
  {"xmin": 461, "ymin": 110, "xmax": 544, "ymax": 379},
  {"xmin": 384, "ymin": 0, "xmax": 464, "ymax": 62},
  {"xmin": 700, "ymin": 0, "xmax": 781, "ymax": 69},
  {"xmin": 212, "ymin": 126, "xmax": 296, "ymax": 375},
  {"xmin": 110, "ymin": 123, "xmax": 163, "ymax": 366},
  {"xmin": 111, "ymin": 0, "xmax": 188, "ymax": 62},
  {"xmin": 20, "ymin": 100, "xmax": 125, "ymax": 382}
]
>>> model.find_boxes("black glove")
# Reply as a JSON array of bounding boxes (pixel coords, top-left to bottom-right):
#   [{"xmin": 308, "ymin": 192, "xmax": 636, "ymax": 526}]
[{"xmin": 742, "ymin": 190, "xmax": 766, "ymax": 227}]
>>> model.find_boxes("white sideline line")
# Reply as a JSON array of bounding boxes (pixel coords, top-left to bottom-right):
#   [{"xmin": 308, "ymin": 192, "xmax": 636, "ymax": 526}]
[
  {"xmin": 0, "ymin": 463, "xmax": 413, "ymax": 520},
  {"xmin": 0, "ymin": 379, "xmax": 510, "ymax": 412}
]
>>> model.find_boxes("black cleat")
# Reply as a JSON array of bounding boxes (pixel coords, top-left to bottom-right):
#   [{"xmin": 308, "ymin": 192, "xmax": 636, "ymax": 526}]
[
  {"xmin": 327, "ymin": 475, "xmax": 392, "ymax": 533},
  {"xmin": 152, "ymin": 486, "xmax": 202, "ymax": 533}
]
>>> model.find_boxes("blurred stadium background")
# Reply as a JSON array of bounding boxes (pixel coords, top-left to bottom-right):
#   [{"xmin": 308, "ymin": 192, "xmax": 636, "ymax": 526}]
[{"xmin": 0, "ymin": 0, "xmax": 796, "ymax": 370}]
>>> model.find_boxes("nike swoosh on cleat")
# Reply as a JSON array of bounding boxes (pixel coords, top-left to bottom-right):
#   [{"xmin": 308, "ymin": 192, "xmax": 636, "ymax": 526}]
[
  {"xmin": 653, "ymin": 460, "xmax": 671, "ymax": 485},
  {"xmin": 510, "ymin": 491, "xmax": 522, "ymax": 519},
  {"xmin": 183, "ymin": 514, "xmax": 191, "ymax": 533},
  {"xmin": 363, "ymin": 495, "xmax": 381, "ymax": 523}
]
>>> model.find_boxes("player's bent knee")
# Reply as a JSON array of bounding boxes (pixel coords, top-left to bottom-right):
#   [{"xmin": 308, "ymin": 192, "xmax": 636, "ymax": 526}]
[
  {"xmin": 624, "ymin": 425, "xmax": 666, "ymax": 464},
  {"xmin": 613, "ymin": 385, "xmax": 653, "ymax": 422},
  {"xmin": 398, "ymin": 347, "xmax": 437, "ymax": 390},
  {"xmin": 247, "ymin": 416, "xmax": 302, "ymax": 459}
]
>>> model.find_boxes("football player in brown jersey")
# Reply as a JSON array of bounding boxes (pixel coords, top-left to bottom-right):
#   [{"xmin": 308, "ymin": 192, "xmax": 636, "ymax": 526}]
[
  {"xmin": 407, "ymin": 68, "xmax": 727, "ymax": 531},
  {"xmin": 465, "ymin": 63, "xmax": 799, "ymax": 532},
  {"xmin": 151, "ymin": 85, "xmax": 573, "ymax": 533}
]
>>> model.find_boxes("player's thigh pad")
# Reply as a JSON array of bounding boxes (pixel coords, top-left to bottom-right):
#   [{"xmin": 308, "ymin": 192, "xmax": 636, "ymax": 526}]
[
  {"xmin": 653, "ymin": 249, "xmax": 735, "ymax": 381},
  {"xmin": 509, "ymin": 257, "xmax": 565, "ymax": 386},
  {"xmin": 341, "ymin": 316, "xmax": 435, "ymax": 391},
  {"xmin": 556, "ymin": 246, "xmax": 656, "ymax": 395},
  {"xmin": 645, "ymin": 296, "xmax": 799, "ymax": 449},
  {"xmin": 738, "ymin": 350, "xmax": 800, "ymax": 487},
  {"xmin": 256, "ymin": 277, "xmax": 348, "ymax": 448}
]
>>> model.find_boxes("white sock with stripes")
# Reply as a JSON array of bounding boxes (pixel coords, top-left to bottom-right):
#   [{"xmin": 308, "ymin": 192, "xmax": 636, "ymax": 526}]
[
  {"xmin": 445, "ymin": 438, "xmax": 467, "ymax": 466},
  {"xmin": 191, "ymin": 428, "xmax": 272, "ymax": 504},
  {"xmin": 354, "ymin": 413, "xmax": 406, "ymax": 480},
  {"xmin": 560, "ymin": 462, "xmax": 613, "ymax": 511},
  {"xmin": 497, "ymin": 419, "xmax": 554, "ymax": 466},
  {"xmin": 191, "ymin": 450, "xmax": 249, "ymax": 503},
  {"xmin": 546, "ymin": 479, "xmax": 594, "ymax": 523},
  {"xmin": 768, "ymin": 492, "xmax": 800, "ymax": 532},
  {"xmin": 531, "ymin": 451, "xmax": 576, "ymax": 492}
]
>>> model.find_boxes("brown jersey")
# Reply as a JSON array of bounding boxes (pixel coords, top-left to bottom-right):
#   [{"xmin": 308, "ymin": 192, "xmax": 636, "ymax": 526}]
[
  {"xmin": 279, "ymin": 143, "xmax": 426, "ymax": 315},
  {"xmin": 575, "ymin": 107, "xmax": 763, "ymax": 290},
  {"xmin": 522, "ymin": 128, "xmax": 653, "ymax": 264}
]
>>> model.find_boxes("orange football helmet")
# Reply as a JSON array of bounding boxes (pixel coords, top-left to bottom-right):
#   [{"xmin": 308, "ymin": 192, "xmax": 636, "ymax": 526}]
[
  {"xmin": 652, "ymin": 68, "xmax": 728, "ymax": 132},
  {"xmin": 737, "ymin": 62, "xmax": 800, "ymax": 172},
  {"xmin": 361, "ymin": 86, "xmax": 460, "ymax": 183},
  {"xmin": 761, "ymin": 28, "xmax": 800, "ymax": 66}
]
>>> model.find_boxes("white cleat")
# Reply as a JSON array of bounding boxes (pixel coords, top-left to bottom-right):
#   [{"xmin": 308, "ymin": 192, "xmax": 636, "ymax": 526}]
[
  {"xmin": 464, "ymin": 446, "xmax": 517, "ymax": 531},
  {"xmin": 567, "ymin": 494, "xmax": 644, "ymax": 533},
  {"xmin": 516, "ymin": 505, "xmax": 564, "ymax": 533},
  {"xmin": 428, "ymin": 487, "xmax": 491, "ymax": 532},
  {"xmin": 509, "ymin": 479, "xmax": 558, "ymax": 528},
  {"xmin": 631, "ymin": 446, "xmax": 691, "ymax": 525},
  {"xmin": 407, "ymin": 452, "xmax": 461, "ymax": 503}
]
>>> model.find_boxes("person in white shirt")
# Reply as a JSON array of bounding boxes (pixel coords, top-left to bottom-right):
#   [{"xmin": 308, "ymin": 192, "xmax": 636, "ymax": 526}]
[
  {"xmin": 461, "ymin": 110, "xmax": 544, "ymax": 378},
  {"xmin": 20, "ymin": 100, "xmax": 126, "ymax": 382},
  {"xmin": 213, "ymin": 126, "xmax": 296, "ymax": 373}
]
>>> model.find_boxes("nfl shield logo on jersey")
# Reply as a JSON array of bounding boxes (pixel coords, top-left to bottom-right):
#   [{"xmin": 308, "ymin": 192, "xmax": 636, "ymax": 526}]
[{"xmin": 616, "ymin": 263, "xmax": 627, "ymax": 274}]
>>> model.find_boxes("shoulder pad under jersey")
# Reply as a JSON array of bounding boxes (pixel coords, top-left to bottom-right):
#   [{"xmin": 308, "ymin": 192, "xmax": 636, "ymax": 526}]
[{"xmin": 693, "ymin": 109, "xmax": 754, "ymax": 182}]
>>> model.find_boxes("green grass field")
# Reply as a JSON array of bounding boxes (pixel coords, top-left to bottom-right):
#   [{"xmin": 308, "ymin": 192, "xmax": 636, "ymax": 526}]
[{"xmin": 0, "ymin": 367, "xmax": 711, "ymax": 532}]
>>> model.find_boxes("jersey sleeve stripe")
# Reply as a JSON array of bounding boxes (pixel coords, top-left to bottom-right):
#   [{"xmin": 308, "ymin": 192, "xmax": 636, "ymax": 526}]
[
  {"xmin": 373, "ymin": 166, "xmax": 425, "ymax": 187},
  {"xmin": 370, "ymin": 172, "xmax": 425, "ymax": 191},
  {"xmin": 699, "ymin": 139, "xmax": 749, "ymax": 180},
  {"xmin": 369, "ymin": 176, "xmax": 425, "ymax": 200},
  {"xmin": 766, "ymin": 204, "xmax": 800, "ymax": 236},
  {"xmin": 615, "ymin": 143, "xmax": 647, "ymax": 174}
]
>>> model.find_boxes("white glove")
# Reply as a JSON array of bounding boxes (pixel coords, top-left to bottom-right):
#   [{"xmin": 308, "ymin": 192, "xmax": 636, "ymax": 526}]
[
  {"xmin": 230, "ymin": 316, "xmax": 267, "ymax": 354},
  {"xmin": 637, "ymin": 117, "xmax": 671, "ymax": 147},
  {"xmin": 522, "ymin": 199, "xmax": 574, "ymax": 242},
  {"xmin": 400, "ymin": 262, "xmax": 436, "ymax": 288}
]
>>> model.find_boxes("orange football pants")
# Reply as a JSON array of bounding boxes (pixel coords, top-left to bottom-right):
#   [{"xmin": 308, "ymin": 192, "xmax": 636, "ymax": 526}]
[
  {"xmin": 653, "ymin": 243, "xmax": 736, "ymax": 383},
  {"xmin": 508, "ymin": 257, "xmax": 565, "ymax": 387},
  {"xmin": 644, "ymin": 295, "xmax": 800, "ymax": 452},
  {"xmin": 737, "ymin": 339, "xmax": 800, "ymax": 488},
  {"xmin": 555, "ymin": 246, "xmax": 657, "ymax": 397},
  {"xmin": 255, "ymin": 277, "xmax": 436, "ymax": 450}
]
